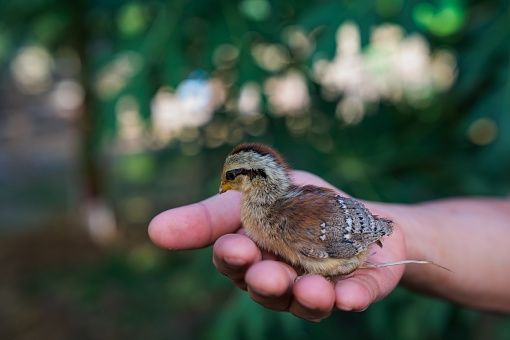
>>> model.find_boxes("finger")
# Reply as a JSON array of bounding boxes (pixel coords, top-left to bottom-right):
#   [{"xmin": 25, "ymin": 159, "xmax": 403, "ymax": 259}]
[
  {"xmin": 334, "ymin": 266, "xmax": 401, "ymax": 311},
  {"xmin": 334, "ymin": 224, "xmax": 405, "ymax": 312},
  {"xmin": 213, "ymin": 234, "xmax": 262, "ymax": 289},
  {"xmin": 334, "ymin": 274, "xmax": 375, "ymax": 311},
  {"xmin": 148, "ymin": 190, "xmax": 242, "ymax": 250},
  {"xmin": 289, "ymin": 275, "xmax": 335, "ymax": 322},
  {"xmin": 245, "ymin": 260, "xmax": 297, "ymax": 311}
]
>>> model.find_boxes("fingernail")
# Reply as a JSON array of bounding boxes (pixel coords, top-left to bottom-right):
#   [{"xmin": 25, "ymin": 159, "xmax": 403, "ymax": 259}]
[
  {"xmin": 224, "ymin": 256, "xmax": 247, "ymax": 266},
  {"xmin": 337, "ymin": 304, "xmax": 368, "ymax": 312},
  {"xmin": 298, "ymin": 298, "xmax": 318, "ymax": 310},
  {"xmin": 248, "ymin": 286, "xmax": 273, "ymax": 297},
  {"xmin": 337, "ymin": 305, "xmax": 353, "ymax": 312}
]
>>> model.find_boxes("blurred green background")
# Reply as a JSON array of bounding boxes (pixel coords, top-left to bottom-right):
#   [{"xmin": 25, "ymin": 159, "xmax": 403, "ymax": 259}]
[{"xmin": 1, "ymin": 0, "xmax": 509, "ymax": 339}]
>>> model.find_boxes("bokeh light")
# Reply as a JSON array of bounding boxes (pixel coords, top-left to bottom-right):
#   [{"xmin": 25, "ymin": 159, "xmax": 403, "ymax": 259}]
[
  {"xmin": 264, "ymin": 70, "xmax": 310, "ymax": 115},
  {"xmin": 150, "ymin": 74, "xmax": 226, "ymax": 145},
  {"xmin": 11, "ymin": 45, "xmax": 54, "ymax": 94},
  {"xmin": 50, "ymin": 80, "xmax": 84, "ymax": 114},
  {"xmin": 314, "ymin": 21, "xmax": 458, "ymax": 121},
  {"xmin": 239, "ymin": 0, "xmax": 272, "ymax": 21},
  {"xmin": 467, "ymin": 117, "xmax": 498, "ymax": 146},
  {"xmin": 95, "ymin": 51, "xmax": 144, "ymax": 100},
  {"xmin": 237, "ymin": 81, "xmax": 262, "ymax": 115},
  {"xmin": 252, "ymin": 43, "xmax": 290, "ymax": 72}
]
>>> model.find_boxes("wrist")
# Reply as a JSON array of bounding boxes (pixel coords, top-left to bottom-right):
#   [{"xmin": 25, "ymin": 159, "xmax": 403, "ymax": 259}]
[{"xmin": 384, "ymin": 200, "xmax": 458, "ymax": 302}]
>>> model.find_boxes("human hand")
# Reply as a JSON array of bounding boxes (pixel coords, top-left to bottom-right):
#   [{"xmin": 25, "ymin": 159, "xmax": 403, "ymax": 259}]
[{"xmin": 148, "ymin": 170, "xmax": 406, "ymax": 321}]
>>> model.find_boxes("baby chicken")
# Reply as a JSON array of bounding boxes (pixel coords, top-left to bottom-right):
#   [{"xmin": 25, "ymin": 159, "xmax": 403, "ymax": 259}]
[{"xmin": 219, "ymin": 143, "xmax": 394, "ymax": 276}]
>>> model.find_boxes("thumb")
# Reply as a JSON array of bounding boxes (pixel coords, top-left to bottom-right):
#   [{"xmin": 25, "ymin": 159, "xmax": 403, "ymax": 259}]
[{"xmin": 148, "ymin": 190, "xmax": 242, "ymax": 250}]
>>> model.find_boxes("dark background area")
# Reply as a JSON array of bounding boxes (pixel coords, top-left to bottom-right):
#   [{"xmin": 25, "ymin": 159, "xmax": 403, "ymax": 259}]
[{"xmin": 0, "ymin": 0, "xmax": 509, "ymax": 339}]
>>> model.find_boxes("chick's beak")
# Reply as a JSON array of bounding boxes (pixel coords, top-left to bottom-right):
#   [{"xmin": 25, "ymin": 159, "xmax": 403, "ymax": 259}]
[{"xmin": 219, "ymin": 181, "xmax": 232, "ymax": 194}]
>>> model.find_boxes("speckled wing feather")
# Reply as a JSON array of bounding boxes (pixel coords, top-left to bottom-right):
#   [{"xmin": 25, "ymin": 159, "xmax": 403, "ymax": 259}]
[{"xmin": 269, "ymin": 186, "xmax": 393, "ymax": 260}]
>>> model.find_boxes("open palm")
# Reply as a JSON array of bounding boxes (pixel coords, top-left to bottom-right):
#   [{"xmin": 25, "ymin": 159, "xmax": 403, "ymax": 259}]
[{"xmin": 149, "ymin": 170, "xmax": 406, "ymax": 321}]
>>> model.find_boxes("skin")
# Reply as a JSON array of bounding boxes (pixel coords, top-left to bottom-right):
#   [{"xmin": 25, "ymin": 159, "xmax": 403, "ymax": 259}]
[{"xmin": 148, "ymin": 170, "xmax": 510, "ymax": 321}]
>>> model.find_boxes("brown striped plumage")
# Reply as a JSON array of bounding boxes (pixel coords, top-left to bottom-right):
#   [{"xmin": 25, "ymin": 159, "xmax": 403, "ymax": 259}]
[{"xmin": 219, "ymin": 143, "xmax": 393, "ymax": 276}]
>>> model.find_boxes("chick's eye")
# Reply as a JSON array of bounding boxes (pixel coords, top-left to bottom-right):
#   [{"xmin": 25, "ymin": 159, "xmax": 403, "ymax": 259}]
[{"xmin": 225, "ymin": 171, "xmax": 235, "ymax": 181}]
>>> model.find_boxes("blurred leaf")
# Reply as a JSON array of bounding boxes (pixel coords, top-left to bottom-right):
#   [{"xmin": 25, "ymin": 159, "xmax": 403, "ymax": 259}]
[
  {"xmin": 116, "ymin": 154, "xmax": 155, "ymax": 183},
  {"xmin": 117, "ymin": 2, "xmax": 150, "ymax": 37}
]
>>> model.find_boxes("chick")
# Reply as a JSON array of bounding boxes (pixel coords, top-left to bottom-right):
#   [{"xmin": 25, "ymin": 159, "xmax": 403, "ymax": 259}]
[{"xmin": 219, "ymin": 143, "xmax": 394, "ymax": 276}]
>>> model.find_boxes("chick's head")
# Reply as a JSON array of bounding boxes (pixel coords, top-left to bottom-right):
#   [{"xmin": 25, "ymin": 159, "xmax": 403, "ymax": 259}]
[{"xmin": 219, "ymin": 143, "xmax": 290, "ymax": 195}]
